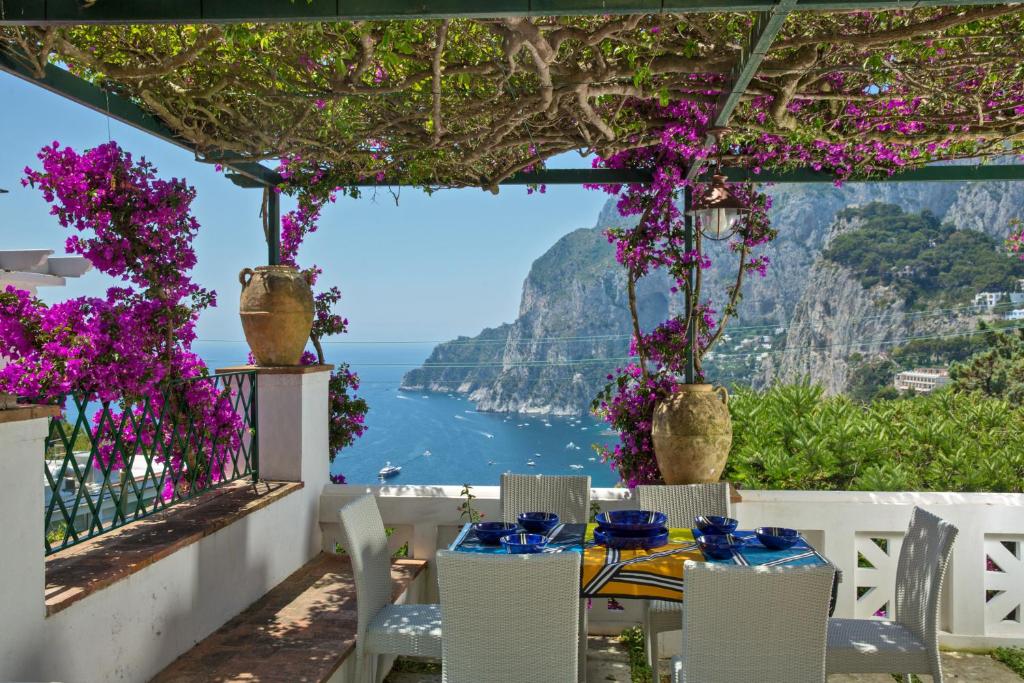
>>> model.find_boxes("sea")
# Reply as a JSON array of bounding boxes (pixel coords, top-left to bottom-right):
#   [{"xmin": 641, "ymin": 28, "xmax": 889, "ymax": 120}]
[{"xmin": 194, "ymin": 341, "xmax": 621, "ymax": 487}]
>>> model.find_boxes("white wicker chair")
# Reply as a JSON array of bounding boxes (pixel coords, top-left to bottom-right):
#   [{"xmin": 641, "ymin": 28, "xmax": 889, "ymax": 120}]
[
  {"xmin": 499, "ymin": 473, "xmax": 591, "ymax": 681},
  {"xmin": 671, "ymin": 561, "xmax": 835, "ymax": 683},
  {"xmin": 337, "ymin": 495, "xmax": 442, "ymax": 683},
  {"xmin": 499, "ymin": 472, "xmax": 591, "ymax": 523},
  {"xmin": 436, "ymin": 549, "xmax": 582, "ymax": 683},
  {"xmin": 635, "ymin": 483, "xmax": 731, "ymax": 673},
  {"xmin": 826, "ymin": 506, "xmax": 958, "ymax": 682}
]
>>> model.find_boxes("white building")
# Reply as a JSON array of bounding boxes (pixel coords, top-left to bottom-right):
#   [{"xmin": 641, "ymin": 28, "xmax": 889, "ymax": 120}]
[
  {"xmin": 0, "ymin": 249, "xmax": 92, "ymax": 296},
  {"xmin": 0, "ymin": 249, "xmax": 92, "ymax": 406},
  {"xmin": 1005, "ymin": 309, "xmax": 1024, "ymax": 321},
  {"xmin": 894, "ymin": 368, "xmax": 951, "ymax": 393},
  {"xmin": 973, "ymin": 291, "xmax": 1006, "ymax": 310}
]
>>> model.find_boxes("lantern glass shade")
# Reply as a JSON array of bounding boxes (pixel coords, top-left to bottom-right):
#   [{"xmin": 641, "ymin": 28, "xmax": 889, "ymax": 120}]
[
  {"xmin": 687, "ymin": 174, "xmax": 749, "ymax": 239},
  {"xmin": 692, "ymin": 206, "xmax": 743, "ymax": 239}
]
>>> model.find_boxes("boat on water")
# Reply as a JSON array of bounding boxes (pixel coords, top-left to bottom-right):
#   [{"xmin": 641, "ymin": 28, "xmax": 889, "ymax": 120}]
[
  {"xmin": 526, "ymin": 460, "xmax": 536, "ymax": 467},
  {"xmin": 422, "ymin": 450, "xmax": 431, "ymax": 456},
  {"xmin": 378, "ymin": 462, "xmax": 402, "ymax": 478},
  {"xmin": 569, "ymin": 464, "xmax": 584, "ymax": 470},
  {"xmin": 488, "ymin": 460, "xmax": 496, "ymax": 465},
  {"xmin": 588, "ymin": 457, "xmax": 596, "ymax": 462}
]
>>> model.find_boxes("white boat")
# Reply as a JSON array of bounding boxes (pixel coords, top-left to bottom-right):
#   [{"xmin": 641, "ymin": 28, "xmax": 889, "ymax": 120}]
[
  {"xmin": 565, "ymin": 441, "xmax": 576, "ymax": 449},
  {"xmin": 378, "ymin": 462, "xmax": 402, "ymax": 478},
  {"xmin": 526, "ymin": 460, "xmax": 536, "ymax": 467},
  {"xmin": 569, "ymin": 464, "xmax": 584, "ymax": 470},
  {"xmin": 422, "ymin": 450, "xmax": 431, "ymax": 456},
  {"xmin": 588, "ymin": 457, "xmax": 596, "ymax": 462},
  {"xmin": 488, "ymin": 460, "xmax": 496, "ymax": 465}
]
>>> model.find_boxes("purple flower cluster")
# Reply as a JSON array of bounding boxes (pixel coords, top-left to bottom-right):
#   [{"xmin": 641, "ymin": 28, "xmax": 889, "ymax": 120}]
[{"xmin": 3, "ymin": 141, "xmax": 242, "ymax": 500}]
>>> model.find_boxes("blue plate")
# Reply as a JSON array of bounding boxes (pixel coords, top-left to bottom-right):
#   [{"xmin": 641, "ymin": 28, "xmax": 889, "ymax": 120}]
[
  {"xmin": 755, "ymin": 526, "xmax": 800, "ymax": 550},
  {"xmin": 694, "ymin": 515, "xmax": 739, "ymax": 535},
  {"xmin": 501, "ymin": 532, "xmax": 549, "ymax": 554},
  {"xmin": 517, "ymin": 512, "xmax": 560, "ymax": 534},
  {"xmin": 594, "ymin": 527, "xmax": 670, "ymax": 550},
  {"xmin": 595, "ymin": 510, "xmax": 668, "ymax": 532},
  {"xmin": 473, "ymin": 521, "xmax": 519, "ymax": 545}
]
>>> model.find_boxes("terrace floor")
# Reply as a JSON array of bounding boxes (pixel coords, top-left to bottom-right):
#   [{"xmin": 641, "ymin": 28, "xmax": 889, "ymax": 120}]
[{"xmin": 384, "ymin": 638, "xmax": 1024, "ymax": 683}]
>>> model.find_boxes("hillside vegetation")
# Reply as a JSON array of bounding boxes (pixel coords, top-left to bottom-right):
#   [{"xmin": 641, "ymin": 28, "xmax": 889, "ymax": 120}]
[
  {"xmin": 725, "ymin": 383, "xmax": 1024, "ymax": 493},
  {"xmin": 823, "ymin": 202, "xmax": 1024, "ymax": 307}
]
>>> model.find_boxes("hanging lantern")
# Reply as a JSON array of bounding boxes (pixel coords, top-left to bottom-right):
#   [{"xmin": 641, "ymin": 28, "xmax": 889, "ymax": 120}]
[{"xmin": 687, "ymin": 174, "xmax": 749, "ymax": 239}]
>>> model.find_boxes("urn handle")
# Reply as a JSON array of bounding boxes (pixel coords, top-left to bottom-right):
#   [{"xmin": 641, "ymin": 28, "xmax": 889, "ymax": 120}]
[
  {"xmin": 715, "ymin": 385, "xmax": 729, "ymax": 406},
  {"xmin": 239, "ymin": 268, "xmax": 255, "ymax": 288}
]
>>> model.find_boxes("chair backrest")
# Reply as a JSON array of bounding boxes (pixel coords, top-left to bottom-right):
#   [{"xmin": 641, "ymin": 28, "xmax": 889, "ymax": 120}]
[
  {"xmin": 435, "ymin": 550, "xmax": 581, "ymax": 683},
  {"xmin": 894, "ymin": 507, "xmax": 959, "ymax": 647},
  {"xmin": 680, "ymin": 561, "xmax": 835, "ymax": 683},
  {"xmin": 336, "ymin": 495, "xmax": 392, "ymax": 647},
  {"xmin": 635, "ymin": 483, "xmax": 731, "ymax": 528},
  {"xmin": 500, "ymin": 473, "xmax": 591, "ymax": 523}
]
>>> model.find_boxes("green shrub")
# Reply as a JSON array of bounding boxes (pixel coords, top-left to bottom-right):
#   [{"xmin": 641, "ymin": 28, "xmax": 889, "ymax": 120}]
[
  {"xmin": 725, "ymin": 384, "xmax": 1024, "ymax": 493},
  {"xmin": 993, "ymin": 647, "xmax": 1024, "ymax": 676}
]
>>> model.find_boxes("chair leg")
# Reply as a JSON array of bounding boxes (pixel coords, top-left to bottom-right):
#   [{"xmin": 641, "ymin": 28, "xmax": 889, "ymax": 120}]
[
  {"xmin": 578, "ymin": 599, "xmax": 588, "ymax": 683},
  {"xmin": 649, "ymin": 625, "xmax": 660, "ymax": 678}
]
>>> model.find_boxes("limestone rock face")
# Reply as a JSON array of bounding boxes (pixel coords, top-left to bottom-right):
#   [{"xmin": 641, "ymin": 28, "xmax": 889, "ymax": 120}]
[{"xmin": 403, "ymin": 177, "xmax": 1024, "ymax": 413}]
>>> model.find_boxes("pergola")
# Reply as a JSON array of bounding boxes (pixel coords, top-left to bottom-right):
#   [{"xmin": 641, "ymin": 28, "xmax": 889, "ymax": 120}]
[{"xmin": 3, "ymin": 0, "xmax": 1024, "ymax": 381}]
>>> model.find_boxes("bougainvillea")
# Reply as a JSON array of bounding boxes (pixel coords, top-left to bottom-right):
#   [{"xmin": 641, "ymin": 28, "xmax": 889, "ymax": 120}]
[
  {"xmin": 590, "ymin": 126, "xmax": 777, "ymax": 486},
  {"xmin": 1010, "ymin": 219, "xmax": 1024, "ymax": 261},
  {"xmin": 2, "ymin": 141, "xmax": 242, "ymax": 498}
]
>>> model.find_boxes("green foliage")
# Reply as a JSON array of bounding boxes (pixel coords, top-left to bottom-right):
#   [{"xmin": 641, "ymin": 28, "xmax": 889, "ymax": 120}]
[
  {"xmin": 993, "ymin": 647, "xmax": 1024, "ymax": 677},
  {"xmin": 456, "ymin": 483, "xmax": 483, "ymax": 522},
  {"xmin": 846, "ymin": 357, "xmax": 900, "ymax": 403},
  {"xmin": 725, "ymin": 384, "xmax": 1024, "ymax": 493},
  {"xmin": 950, "ymin": 328, "xmax": 1024, "ymax": 404},
  {"xmin": 619, "ymin": 626, "xmax": 655, "ymax": 683},
  {"xmin": 823, "ymin": 203, "xmax": 1024, "ymax": 307}
]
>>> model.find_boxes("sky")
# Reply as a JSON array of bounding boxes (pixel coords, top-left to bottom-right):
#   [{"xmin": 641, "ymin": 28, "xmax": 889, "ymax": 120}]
[{"xmin": 0, "ymin": 73, "xmax": 610, "ymax": 344}]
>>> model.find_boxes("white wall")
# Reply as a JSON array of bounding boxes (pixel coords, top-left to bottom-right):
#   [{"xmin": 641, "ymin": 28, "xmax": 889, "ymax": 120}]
[{"xmin": 0, "ymin": 366, "xmax": 331, "ymax": 683}]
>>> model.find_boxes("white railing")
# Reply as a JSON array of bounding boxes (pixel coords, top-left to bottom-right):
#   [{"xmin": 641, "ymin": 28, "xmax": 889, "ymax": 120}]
[{"xmin": 320, "ymin": 484, "xmax": 1024, "ymax": 649}]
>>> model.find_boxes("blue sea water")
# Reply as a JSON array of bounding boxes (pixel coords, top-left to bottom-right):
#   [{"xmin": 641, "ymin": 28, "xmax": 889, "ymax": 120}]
[{"xmin": 194, "ymin": 341, "xmax": 621, "ymax": 487}]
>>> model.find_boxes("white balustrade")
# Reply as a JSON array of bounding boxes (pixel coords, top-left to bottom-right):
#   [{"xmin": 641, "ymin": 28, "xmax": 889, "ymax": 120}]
[{"xmin": 320, "ymin": 484, "xmax": 1024, "ymax": 649}]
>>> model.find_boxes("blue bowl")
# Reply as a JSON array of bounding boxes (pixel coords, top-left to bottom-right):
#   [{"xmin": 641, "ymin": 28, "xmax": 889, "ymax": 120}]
[
  {"xmin": 473, "ymin": 521, "xmax": 518, "ymax": 545},
  {"xmin": 694, "ymin": 515, "xmax": 739, "ymax": 535},
  {"xmin": 595, "ymin": 527, "xmax": 670, "ymax": 550},
  {"xmin": 501, "ymin": 532, "xmax": 549, "ymax": 554},
  {"xmin": 755, "ymin": 526, "xmax": 800, "ymax": 550},
  {"xmin": 517, "ymin": 512, "xmax": 560, "ymax": 534},
  {"xmin": 698, "ymin": 533, "xmax": 742, "ymax": 560},
  {"xmin": 595, "ymin": 510, "xmax": 668, "ymax": 532}
]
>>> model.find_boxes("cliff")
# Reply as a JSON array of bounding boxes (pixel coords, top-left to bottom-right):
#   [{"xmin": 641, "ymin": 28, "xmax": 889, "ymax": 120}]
[{"xmin": 403, "ymin": 177, "xmax": 1024, "ymax": 413}]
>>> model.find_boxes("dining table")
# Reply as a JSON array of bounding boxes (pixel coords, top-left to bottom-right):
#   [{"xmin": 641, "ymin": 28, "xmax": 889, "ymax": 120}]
[{"xmin": 450, "ymin": 522, "xmax": 839, "ymax": 608}]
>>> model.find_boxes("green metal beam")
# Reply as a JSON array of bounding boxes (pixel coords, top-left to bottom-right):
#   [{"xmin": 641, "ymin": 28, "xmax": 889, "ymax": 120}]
[
  {"xmin": 0, "ymin": 53, "xmax": 283, "ymax": 187},
  {"xmin": 685, "ymin": 0, "xmax": 795, "ymax": 181},
  {"xmin": 508, "ymin": 164, "xmax": 1024, "ymax": 184},
  {"xmin": 0, "ymin": 0, "xmax": 1015, "ymax": 23}
]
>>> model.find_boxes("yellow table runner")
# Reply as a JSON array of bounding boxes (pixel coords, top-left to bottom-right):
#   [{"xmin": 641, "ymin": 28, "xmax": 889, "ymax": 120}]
[{"xmin": 581, "ymin": 525, "xmax": 701, "ymax": 602}]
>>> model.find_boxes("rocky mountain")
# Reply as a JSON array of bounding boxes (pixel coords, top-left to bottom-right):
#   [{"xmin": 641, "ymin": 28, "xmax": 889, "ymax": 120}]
[{"xmin": 403, "ymin": 177, "xmax": 1024, "ymax": 413}]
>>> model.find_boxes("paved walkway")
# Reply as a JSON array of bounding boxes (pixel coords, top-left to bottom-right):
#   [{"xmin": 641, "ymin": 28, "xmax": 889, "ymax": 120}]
[{"xmin": 388, "ymin": 638, "xmax": 1022, "ymax": 683}]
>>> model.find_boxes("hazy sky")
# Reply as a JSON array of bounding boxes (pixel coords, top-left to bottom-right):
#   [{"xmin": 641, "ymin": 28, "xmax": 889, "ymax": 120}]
[{"xmin": 0, "ymin": 73, "xmax": 609, "ymax": 343}]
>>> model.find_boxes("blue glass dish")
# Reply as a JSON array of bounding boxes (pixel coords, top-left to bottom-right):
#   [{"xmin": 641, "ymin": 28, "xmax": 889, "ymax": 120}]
[
  {"xmin": 501, "ymin": 532, "xmax": 549, "ymax": 554},
  {"xmin": 595, "ymin": 510, "xmax": 668, "ymax": 532},
  {"xmin": 697, "ymin": 533, "xmax": 743, "ymax": 560},
  {"xmin": 755, "ymin": 526, "xmax": 800, "ymax": 550},
  {"xmin": 473, "ymin": 521, "xmax": 519, "ymax": 545},
  {"xmin": 594, "ymin": 526, "xmax": 670, "ymax": 550},
  {"xmin": 517, "ymin": 512, "xmax": 560, "ymax": 534},
  {"xmin": 694, "ymin": 515, "xmax": 739, "ymax": 535}
]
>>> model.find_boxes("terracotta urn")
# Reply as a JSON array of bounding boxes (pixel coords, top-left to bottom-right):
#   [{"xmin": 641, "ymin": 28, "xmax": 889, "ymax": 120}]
[
  {"xmin": 652, "ymin": 383, "xmax": 733, "ymax": 484},
  {"xmin": 239, "ymin": 265, "xmax": 314, "ymax": 366}
]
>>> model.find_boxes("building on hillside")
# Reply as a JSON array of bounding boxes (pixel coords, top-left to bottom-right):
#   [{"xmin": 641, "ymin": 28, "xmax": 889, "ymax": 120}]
[
  {"xmin": 973, "ymin": 291, "xmax": 1006, "ymax": 310},
  {"xmin": 893, "ymin": 368, "xmax": 951, "ymax": 393},
  {"xmin": 1005, "ymin": 309, "xmax": 1024, "ymax": 321},
  {"xmin": 1011, "ymin": 292, "xmax": 1024, "ymax": 304}
]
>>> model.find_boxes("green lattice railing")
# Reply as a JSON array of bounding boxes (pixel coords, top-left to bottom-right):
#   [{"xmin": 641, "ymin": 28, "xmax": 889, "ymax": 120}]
[{"xmin": 43, "ymin": 371, "xmax": 258, "ymax": 555}]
